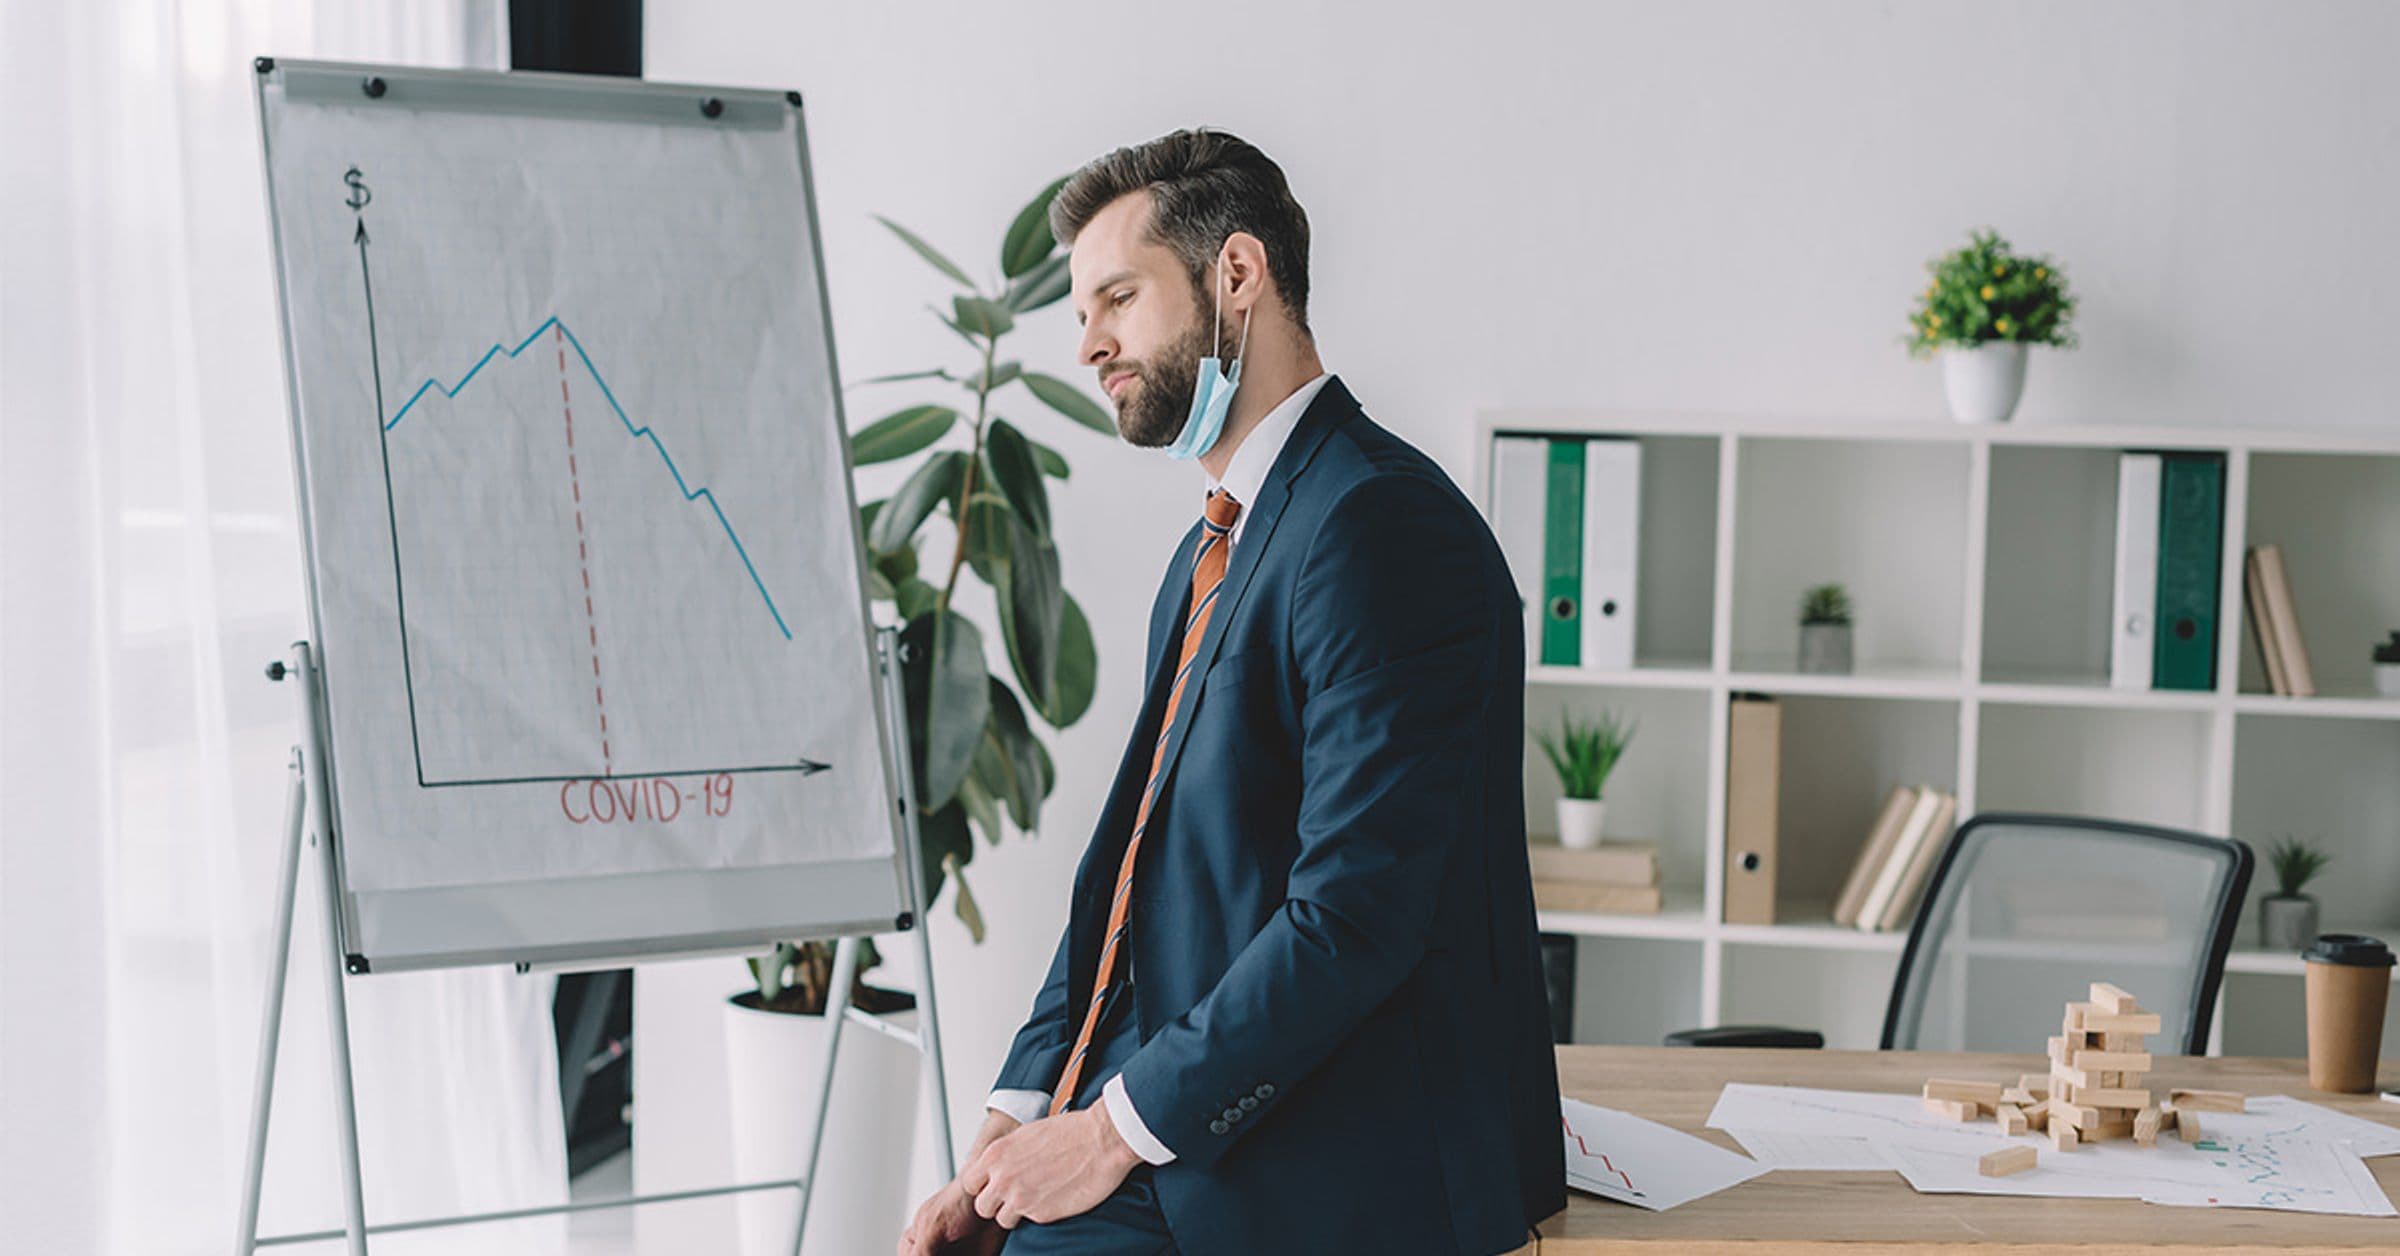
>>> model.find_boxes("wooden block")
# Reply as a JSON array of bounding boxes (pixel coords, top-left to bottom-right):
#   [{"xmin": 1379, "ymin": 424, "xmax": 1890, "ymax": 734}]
[
  {"xmin": 1923, "ymin": 1079, "xmax": 2005, "ymax": 1108},
  {"xmin": 2046, "ymin": 1036, "xmax": 2072, "ymax": 1066},
  {"xmin": 2072, "ymin": 1049, "xmax": 2152, "ymax": 1073},
  {"xmin": 2051, "ymin": 1062, "xmax": 2097, "ymax": 1091},
  {"xmin": 2089, "ymin": 982, "xmax": 2138, "ymax": 1014},
  {"xmin": 2175, "ymin": 1110, "xmax": 2201, "ymax": 1143},
  {"xmin": 2083, "ymin": 1010, "xmax": 2163, "ymax": 1034},
  {"xmin": 2064, "ymin": 1001, "xmax": 2096, "ymax": 1030},
  {"xmin": 1980, "ymin": 1144, "xmax": 2039, "ymax": 1177},
  {"xmin": 2135, "ymin": 1105, "xmax": 2164, "ymax": 1147},
  {"xmin": 2168, "ymin": 1088, "xmax": 2245, "ymax": 1113},
  {"xmin": 2023, "ymin": 1098, "xmax": 2050, "ymax": 1132},
  {"xmin": 1996, "ymin": 1102, "xmax": 2028, "ymax": 1136},
  {"xmin": 2016, "ymin": 1074, "xmax": 2051, "ymax": 1098},
  {"xmin": 2001, "ymin": 1086, "xmax": 2036, "ymax": 1107},
  {"xmin": 2101, "ymin": 1031, "xmax": 2145, "ymax": 1052},
  {"xmin": 2095, "ymin": 1114, "xmax": 2136, "ymax": 1138},
  {"xmin": 2077, "ymin": 1086, "xmax": 2153, "ymax": 1109},
  {"xmin": 1923, "ymin": 1096, "xmax": 1979, "ymax": 1121},
  {"xmin": 2050, "ymin": 1118, "xmax": 2081, "ymax": 1151},
  {"xmin": 2050, "ymin": 1098, "xmax": 2101, "ymax": 1131}
]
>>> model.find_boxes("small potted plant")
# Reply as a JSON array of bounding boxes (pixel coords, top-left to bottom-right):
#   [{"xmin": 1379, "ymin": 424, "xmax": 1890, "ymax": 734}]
[
  {"xmin": 1906, "ymin": 228, "xmax": 2078, "ymax": 424},
  {"xmin": 2260, "ymin": 837, "xmax": 2332, "ymax": 952},
  {"xmin": 1531, "ymin": 710, "xmax": 1635, "ymax": 849},
  {"xmin": 2373, "ymin": 631, "xmax": 2400, "ymax": 698},
  {"xmin": 1798, "ymin": 583, "xmax": 1854, "ymax": 675}
]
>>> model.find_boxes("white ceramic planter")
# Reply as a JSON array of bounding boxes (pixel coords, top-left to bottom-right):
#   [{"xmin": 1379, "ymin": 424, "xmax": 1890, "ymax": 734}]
[
  {"xmin": 2375, "ymin": 662, "xmax": 2400, "ymax": 698},
  {"xmin": 1557, "ymin": 797, "xmax": 1607, "ymax": 849},
  {"xmin": 1942, "ymin": 341, "xmax": 2030, "ymax": 424},
  {"xmin": 723, "ymin": 994, "xmax": 921, "ymax": 1256}
]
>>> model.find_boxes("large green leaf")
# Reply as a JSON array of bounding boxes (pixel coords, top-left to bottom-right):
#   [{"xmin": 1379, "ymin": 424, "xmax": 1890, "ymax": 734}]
[
  {"xmin": 870, "ymin": 450, "xmax": 964, "ymax": 552},
  {"xmin": 944, "ymin": 849, "xmax": 984, "ymax": 941},
  {"xmin": 976, "ymin": 360, "xmax": 1022, "ymax": 393},
  {"xmin": 916, "ymin": 801, "xmax": 971, "ymax": 931},
  {"xmin": 1000, "ymin": 176, "xmax": 1066, "ymax": 279},
  {"xmin": 851, "ymin": 404, "xmax": 958, "ymax": 465},
  {"xmin": 894, "ymin": 576, "xmax": 940, "ymax": 620},
  {"xmin": 1021, "ymin": 372, "xmax": 1114, "ymax": 436},
  {"xmin": 952, "ymin": 295, "xmax": 1015, "ymax": 339},
  {"xmin": 901, "ymin": 610, "xmax": 990, "ymax": 811},
  {"xmin": 982, "ymin": 418, "xmax": 1051, "ymax": 538},
  {"xmin": 1021, "ymin": 431, "xmax": 1070, "ymax": 479},
  {"xmin": 998, "ymin": 523, "xmax": 1064, "ymax": 711},
  {"xmin": 1043, "ymin": 592, "xmax": 1097, "ymax": 728},
  {"xmin": 957, "ymin": 772, "xmax": 1005, "ymax": 849},
  {"xmin": 874, "ymin": 214, "xmax": 974, "ymax": 288},
  {"xmin": 959, "ymin": 491, "xmax": 1013, "ymax": 586},
  {"xmin": 985, "ymin": 678, "xmax": 1047, "ymax": 829},
  {"xmin": 1003, "ymin": 253, "xmax": 1072, "ymax": 313}
]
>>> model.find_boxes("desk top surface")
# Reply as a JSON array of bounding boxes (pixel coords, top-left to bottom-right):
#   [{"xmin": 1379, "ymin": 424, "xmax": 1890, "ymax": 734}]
[{"xmin": 1538, "ymin": 1046, "xmax": 2400, "ymax": 1254}]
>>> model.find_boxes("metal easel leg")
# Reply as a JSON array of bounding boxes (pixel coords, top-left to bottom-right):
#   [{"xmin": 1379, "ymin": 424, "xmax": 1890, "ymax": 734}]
[
  {"xmin": 234, "ymin": 750, "xmax": 311, "ymax": 1255},
  {"xmin": 789, "ymin": 933, "xmax": 860, "ymax": 1256},
  {"xmin": 295, "ymin": 643, "xmax": 372, "ymax": 1255}
]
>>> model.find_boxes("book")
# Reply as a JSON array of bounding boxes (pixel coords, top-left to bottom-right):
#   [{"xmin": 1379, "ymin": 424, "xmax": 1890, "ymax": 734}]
[
  {"xmin": 2110, "ymin": 454, "xmax": 2161, "ymax": 690},
  {"xmin": 1722, "ymin": 694, "xmax": 1783, "ymax": 926},
  {"xmin": 1541, "ymin": 438, "xmax": 1587, "ymax": 666},
  {"xmin": 1526, "ymin": 840, "xmax": 1660, "ymax": 887},
  {"xmin": 1831, "ymin": 785, "xmax": 1921, "ymax": 928},
  {"xmin": 2252, "ymin": 542, "xmax": 2316, "ymax": 697},
  {"xmin": 2244, "ymin": 546, "xmax": 2292, "ymax": 696},
  {"xmin": 2152, "ymin": 452, "xmax": 2225, "ymax": 691},
  {"xmin": 1873, "ymin": 788, "xmax": 1959, "ymax": 932},
  {"xmin": 1855, "ymin": 786, "xmax": 1944, "ymax": 931},
  {"xmin": 1533, "ymin": 879, "xmax": 1664, "ymax": 916},
  {"xmin": 1579, "ymin": 439, "xmax": 1642, "ymax": 670},
  {"xmin": 1487, "ymin": 435, "xmax": 1551, "ymax": 667}
]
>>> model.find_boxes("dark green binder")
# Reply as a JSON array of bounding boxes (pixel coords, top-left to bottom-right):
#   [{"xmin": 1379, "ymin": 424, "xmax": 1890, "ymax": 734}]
[
  {"xmin": 1541, "ymin": 439, "xmax": 1585, "ymax": 666},
  {"xmin": 2152, "ymin": 452, "xmax": 2225, "ymax": 691}
]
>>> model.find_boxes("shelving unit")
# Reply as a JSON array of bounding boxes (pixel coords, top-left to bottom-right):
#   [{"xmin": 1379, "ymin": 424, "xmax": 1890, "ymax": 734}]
[{"xmin": 1475, "ymin": 411, "xmax": 2400, "ymax": 1056}]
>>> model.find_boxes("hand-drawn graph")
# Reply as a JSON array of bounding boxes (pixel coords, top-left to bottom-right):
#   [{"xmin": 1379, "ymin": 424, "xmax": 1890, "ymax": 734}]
[{"xmin": 352, "ymin": 190, "xmax": 833, "ymax": 786}]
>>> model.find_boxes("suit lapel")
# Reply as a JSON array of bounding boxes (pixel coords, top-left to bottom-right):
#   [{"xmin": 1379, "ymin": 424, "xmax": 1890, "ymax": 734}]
[{"xmin": 1141, "ymin": 376, "xmax": 1357, "ymax": 811}]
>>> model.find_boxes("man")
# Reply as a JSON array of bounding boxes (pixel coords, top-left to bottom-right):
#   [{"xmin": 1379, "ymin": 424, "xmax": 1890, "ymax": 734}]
[{"xmin": 900, "ymin": 128, "xmax": 1562, "ymax": 1256}]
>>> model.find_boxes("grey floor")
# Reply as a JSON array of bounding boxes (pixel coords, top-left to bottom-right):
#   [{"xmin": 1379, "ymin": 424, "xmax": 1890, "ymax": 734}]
[{"xmin": 565, "ymin": 1150, "xmax": 636, "ymax": 1256}]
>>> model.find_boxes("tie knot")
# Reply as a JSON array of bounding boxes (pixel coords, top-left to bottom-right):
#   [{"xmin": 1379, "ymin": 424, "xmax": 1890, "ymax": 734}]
[{"xmin": 1203, "ymin": 487, "xmax": 1243, "ymax": 531}]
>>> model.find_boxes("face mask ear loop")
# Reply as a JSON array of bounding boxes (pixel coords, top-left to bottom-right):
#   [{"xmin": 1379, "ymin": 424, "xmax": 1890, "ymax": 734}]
[{"xmin": 1212, "ymin": 258, "xmax": 1226, "ymax": 361}]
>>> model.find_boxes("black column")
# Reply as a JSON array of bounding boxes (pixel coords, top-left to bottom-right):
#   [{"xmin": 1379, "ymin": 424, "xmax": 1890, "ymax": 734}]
[{"xmin": 510, "ymin": 0, "xmax": 642, "ymax": 77}]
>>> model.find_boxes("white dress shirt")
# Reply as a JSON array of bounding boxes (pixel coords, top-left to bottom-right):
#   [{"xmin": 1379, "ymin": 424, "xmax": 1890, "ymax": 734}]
[{"xmin": 985, "ymin": 371, "xmax": 1335, "ymax": 1164}]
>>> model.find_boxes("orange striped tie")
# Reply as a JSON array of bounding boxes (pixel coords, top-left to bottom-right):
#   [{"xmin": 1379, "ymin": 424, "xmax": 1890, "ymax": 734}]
[{"xmin": 1050, "ymin": 486, "xmax": 1244, "ymax": 1115}]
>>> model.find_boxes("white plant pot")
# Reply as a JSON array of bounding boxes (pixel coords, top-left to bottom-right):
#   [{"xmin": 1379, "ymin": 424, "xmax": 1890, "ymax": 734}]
[
  {"xmin": 723, "ymin": 993, "xmax": 922, "ymax": 1256},
  {"xmin": 1557, "ymin": 797, "xmax": 1607, "ymax": 850},
  {"xmin": 2376, "ymin": 662, "xmax": 2400, "ymax": 698},
  {"xmin": 1942, "ymin": 341, "xmax": 2030, "ymax": 424}
]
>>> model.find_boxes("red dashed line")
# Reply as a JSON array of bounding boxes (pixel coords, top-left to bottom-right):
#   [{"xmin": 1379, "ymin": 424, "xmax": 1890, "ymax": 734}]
[{"xmin": 556, "ymin": 325, "xmax": 612, "ymax": 776}]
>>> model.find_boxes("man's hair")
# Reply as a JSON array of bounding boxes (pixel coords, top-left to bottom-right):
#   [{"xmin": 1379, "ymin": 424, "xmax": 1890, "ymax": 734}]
[{"xmin": 1049, "ymin": 128, "xmax": 1312, "ymax": 336}]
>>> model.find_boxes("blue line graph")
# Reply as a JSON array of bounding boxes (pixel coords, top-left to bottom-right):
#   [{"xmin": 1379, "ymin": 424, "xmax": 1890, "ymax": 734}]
[{"xmin": 384, "ymin": 315, "xmax": 793, "ymax": 639}]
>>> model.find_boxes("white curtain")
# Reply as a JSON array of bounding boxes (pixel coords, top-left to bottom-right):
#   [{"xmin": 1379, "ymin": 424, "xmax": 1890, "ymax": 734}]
[{"xmin": 0, "ymin": 3, "xmax": 570, "ymax": 1253}]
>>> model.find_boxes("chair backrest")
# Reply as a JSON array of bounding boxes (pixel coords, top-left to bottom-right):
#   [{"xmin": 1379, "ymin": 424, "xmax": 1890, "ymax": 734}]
[{"xmin": 1882, "ymin": 813, "xmax": 2252, "ymax": 1055}]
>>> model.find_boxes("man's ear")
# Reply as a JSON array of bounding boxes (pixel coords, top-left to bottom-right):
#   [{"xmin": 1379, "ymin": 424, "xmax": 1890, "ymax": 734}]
[{"xmin": 1220, "ymin": 231, "xmax": 1272, "ymax": 314}]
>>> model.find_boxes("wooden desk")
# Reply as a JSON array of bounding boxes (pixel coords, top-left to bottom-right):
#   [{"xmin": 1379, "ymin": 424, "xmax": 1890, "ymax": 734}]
[{"xmin": 1536, "ymin": 1047, "xmax": 2400, "ymax": 1254}]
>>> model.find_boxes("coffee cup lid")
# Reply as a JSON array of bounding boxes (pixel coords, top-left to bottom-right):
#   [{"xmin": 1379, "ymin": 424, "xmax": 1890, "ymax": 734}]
[{"xmin": 2305, "ymin": 933, "xmax": 2396, "ymax": 968}]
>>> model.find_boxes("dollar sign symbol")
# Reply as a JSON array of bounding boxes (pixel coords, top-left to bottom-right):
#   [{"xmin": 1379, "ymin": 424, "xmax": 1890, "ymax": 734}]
[{"xmin": 344, "ymin": 166, "xmax": 371, "ymax": 211}]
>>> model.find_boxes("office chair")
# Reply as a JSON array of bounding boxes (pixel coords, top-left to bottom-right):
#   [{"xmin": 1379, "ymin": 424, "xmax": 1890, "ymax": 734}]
[{"xmin": 1668, "ymin": 813, "xmax": 2253, "ymax": 1055}]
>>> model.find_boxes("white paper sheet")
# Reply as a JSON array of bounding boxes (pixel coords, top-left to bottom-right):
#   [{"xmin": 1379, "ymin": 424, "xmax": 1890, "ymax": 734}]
[
  {"xmin": 1726, "ymin": 1128, "xmax": 1892, "ymax": 1171},
  {"xmin": 1561, "ymin": 1097, "xmax": 1768, "ymax": 1211},
  {"xmin": 2201, "ymin": 1094, "xmax": 2400, "ymax": 1158},
  {"xmin": 1705, "ymin": 1082, "xmax": 2012, "ymax": 1155},
  {"xmin": 1877, "ymin": 1130, "xmax": 2396, "ymax": 1216}
]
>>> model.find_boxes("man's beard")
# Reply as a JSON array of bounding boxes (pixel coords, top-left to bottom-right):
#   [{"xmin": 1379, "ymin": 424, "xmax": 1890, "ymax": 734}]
[{"xmin": 1112, "ymin": 307, "xmax": 1244, "ymax": 448}]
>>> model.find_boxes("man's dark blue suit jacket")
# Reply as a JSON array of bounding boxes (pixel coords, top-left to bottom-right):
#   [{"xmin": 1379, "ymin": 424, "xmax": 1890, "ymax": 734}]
[{"xmin": 992, "ymin": 376, "xmax": 1565, "ymax": 1255}]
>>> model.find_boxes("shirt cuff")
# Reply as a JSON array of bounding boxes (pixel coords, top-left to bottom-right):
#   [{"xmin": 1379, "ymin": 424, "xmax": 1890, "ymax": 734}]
[
  {"xmin": 1102, "ymin": 1073, "xmax": 1177, "ymax": 1165},
  {"xmin": 984, "ymin": 1089, "xmax": 1051, "ymax": 1127}
]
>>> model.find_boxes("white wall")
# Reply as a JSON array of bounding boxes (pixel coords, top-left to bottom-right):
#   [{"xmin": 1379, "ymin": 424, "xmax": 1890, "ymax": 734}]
[{"xmin": 645, "ymin": 0, "xmax": 2400, "ymax": 1160}]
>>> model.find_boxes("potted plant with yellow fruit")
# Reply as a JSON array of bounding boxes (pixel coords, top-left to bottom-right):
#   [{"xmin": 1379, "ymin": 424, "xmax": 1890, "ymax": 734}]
[{"xmin": 1907, "ymin": 229, "xmax": 2078, "ymax": 424}]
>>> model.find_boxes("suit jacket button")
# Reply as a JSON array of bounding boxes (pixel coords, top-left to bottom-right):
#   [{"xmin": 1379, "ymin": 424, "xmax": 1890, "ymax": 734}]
[
  {"xmin": 1209, "ymin": 1119, "xmax": 1229, "ymax": 1135},
  {"xmin": 1255, "ymin": 1083, "xmax": 1275, "ymax": 1098},
  {"xmin": 1226, "ymin": 1108, "xmax": 1244, "ymax": 1122},
  {"xmin": 1239, "ymin": 1096, "xmax": 1259, "ymax": 1112}
]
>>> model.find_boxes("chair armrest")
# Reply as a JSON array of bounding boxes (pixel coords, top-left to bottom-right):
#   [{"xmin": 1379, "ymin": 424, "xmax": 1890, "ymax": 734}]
[{"xmin": 1663, "ymin": 1024, "xmax": 1826, "ymax": 1049}]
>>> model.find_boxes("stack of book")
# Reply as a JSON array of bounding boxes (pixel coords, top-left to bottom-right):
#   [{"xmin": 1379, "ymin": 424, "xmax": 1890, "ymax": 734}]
[
  {"xmin": 2242, "ymin": 542, "xmax": 2316, "ymax": 696},
  {"xmin": 1829, "ymin": 785, "xmax": 1960, "ymax": 932},
  {"xmin": 2110, "ymin": 452, "xmax": 2227, "ymax": 692},
  {"xmin": 1528, "ymin": 838, "xmax": 1663, "ymax": 916}
]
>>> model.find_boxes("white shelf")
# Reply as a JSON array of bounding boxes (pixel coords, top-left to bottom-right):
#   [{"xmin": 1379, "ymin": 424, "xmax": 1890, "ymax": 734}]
[{"xmin": 1477, "ymin": 411, "xmax": 2400, "ymax": 1056}]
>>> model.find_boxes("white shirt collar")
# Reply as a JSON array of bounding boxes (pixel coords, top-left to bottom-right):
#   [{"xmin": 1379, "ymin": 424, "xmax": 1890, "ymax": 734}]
[{"xmin": 1204, "ymin": 371, "xmax": 1332, "ymax": 544}]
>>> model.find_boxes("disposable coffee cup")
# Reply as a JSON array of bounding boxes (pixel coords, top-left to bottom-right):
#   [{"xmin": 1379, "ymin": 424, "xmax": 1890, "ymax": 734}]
[{"xmin": 2303, "ymin": 933, "xmax": 2394, "ymax": 1093}]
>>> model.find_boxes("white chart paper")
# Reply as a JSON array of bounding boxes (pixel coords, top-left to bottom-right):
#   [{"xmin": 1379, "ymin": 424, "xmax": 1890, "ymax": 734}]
[{"xmin": 1562, "ymin": 1097, "xmax": 1767, "ymax": 1211}]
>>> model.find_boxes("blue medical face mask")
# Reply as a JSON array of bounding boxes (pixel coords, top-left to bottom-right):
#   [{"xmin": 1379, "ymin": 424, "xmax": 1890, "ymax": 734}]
[{"xmin": 1160, "ymin": 261, "xmax": 1252, "ymax": 461}]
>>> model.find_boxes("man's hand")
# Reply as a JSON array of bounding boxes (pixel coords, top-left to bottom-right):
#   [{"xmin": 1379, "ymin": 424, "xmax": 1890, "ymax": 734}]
[
  {"xmin": 899, "ymin": 1110, "xmax": 1021, "ymax": 1255},
  {"xmin": 956, "ymin": 1104, "xmax": 1145, "ymax": 1230}
]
